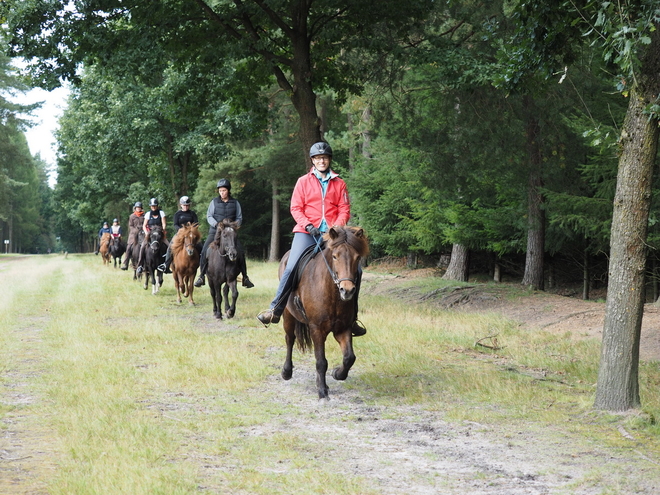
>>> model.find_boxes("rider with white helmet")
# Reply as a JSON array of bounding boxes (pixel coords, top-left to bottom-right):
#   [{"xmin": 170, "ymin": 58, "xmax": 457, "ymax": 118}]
[{"xmin": 158, "ymin": 196, "xmax": 200, "ymax": 274}]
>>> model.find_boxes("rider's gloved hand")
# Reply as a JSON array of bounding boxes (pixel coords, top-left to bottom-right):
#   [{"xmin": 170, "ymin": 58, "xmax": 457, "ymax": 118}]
[{"xmin": 305, "ymin": 224, "xmax": 321, "ymax": 237}]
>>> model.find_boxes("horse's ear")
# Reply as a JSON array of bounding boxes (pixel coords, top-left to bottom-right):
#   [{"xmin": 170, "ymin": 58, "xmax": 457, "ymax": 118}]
[
  {"xmin": 355, "ymin": 228, "xmax": 364, "ymax": 238},
  {"xmin": 328, "ymin": 227, "xmax": 339, "ymax": 240}
]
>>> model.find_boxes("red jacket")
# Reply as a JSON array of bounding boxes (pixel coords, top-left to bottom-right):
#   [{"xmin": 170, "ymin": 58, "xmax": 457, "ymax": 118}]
[{"xmin": 290, "ymin": 168, "xmax": 351, "ymax": 233}]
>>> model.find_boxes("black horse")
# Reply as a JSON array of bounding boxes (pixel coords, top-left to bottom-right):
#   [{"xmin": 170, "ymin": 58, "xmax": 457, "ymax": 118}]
[
  {"xmin": 109, "ymin": 236, "xmax": 125, "ymax": 269},
  {"xmin": 143, "ymin": 226, "xmax": 167, "ymax": 294},
  {"xmin": 206, "ymin": 219, "xmax": 241, "ymax": 319}
]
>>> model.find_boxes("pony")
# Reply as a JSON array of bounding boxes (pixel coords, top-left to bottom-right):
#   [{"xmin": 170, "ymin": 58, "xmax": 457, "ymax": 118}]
[
  {"xmin": 143, "ymin": 225, "xmax": 167, "ymax": 294},
  {"xmin": 206, "ymin": 219, "xmax": 241, "ymax": 319},
  {"xmin": 171, "ymin": 222, "xmax": 201, "ymax": 305},
  {"xmin": 99, "ymin": 233, "xmax": 112, "ymax": 266},
  {"xmin": 280, "ymin": 226, "xmax": 369, "ymax": 399},
  {"xmin": 124, "ymin": 230, "xmax": 146, "ymax": 280},
  {"xmin": 109, "ymin": 236, "xmax": 125, "ymax": 268}
]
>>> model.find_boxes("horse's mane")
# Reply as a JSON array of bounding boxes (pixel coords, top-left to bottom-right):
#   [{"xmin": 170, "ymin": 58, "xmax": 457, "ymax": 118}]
[
  {"xmin": 100, "ymin": 233, "xmax": 111, "ymax": 244},
  {"xmin": 213, "ymin": 218, "xmax": 239, "ymax": 244},
  {"xmin": 172, "ymin": 222, "xmax": 200, "ymax": 254},
  {"xmin": 324, "ymin": 226, "xmax": 369, "ymax": 258}
]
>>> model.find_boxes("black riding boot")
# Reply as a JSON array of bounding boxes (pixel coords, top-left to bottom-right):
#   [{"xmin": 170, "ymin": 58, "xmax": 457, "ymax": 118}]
[
  {"xmin": 351, "ymin": 270, "xmax": 366, "ymax": 336},
  {"xmin": 194, "ymin": 254, "xmax": 206, "ymax": 287},
  {"xmin": 239, "ymin": 255, "xmax": 254, "ymax": 288}
]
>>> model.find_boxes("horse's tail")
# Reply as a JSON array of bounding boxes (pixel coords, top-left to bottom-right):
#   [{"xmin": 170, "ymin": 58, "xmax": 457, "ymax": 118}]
[{"xmin": 294, "ymin": 320, "xmax": 312, "ymax": 353}]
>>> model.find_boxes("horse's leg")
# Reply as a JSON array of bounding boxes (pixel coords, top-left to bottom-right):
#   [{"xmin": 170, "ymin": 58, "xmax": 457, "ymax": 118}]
[
  {"xmin": 223, "ymin": 280, "xmax": 237, "ymax": 318},
  {"xmin": 174, "ymin": 272, "xmax": 182, "ymax": 304},
  {"xmin": 312, "ymin": 328, "xmax": 330, "ymax": 399},
  {"xmin": 188, "ymin": 276, "xmax": 195, "ymax": 305},
  {"xmin": 281, "ymin": 311, "xmax": 295, "ymax": 380},
  {"xmin": 229, "ymin": 280, "xmax": 238, "ymax": 318},
  {"xmin": 331, "ymin": 330, "xmax": 356, "ymax": 381},
  {"xmin": 210, "ymin": 281, "xmax": 222, "ymax": 319}
]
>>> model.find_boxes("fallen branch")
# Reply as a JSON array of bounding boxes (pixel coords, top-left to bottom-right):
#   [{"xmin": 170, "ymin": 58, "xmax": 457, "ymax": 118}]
[{"xmin": 475, "ymin": 334, "xmax": 505, "ymax": 351}]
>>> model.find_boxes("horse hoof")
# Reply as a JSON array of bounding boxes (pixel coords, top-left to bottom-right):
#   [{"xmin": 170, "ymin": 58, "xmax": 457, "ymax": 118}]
[
  {"xmin": 214, "ymin": 313, "xmax": 222, "ymax": 320},
  {"xmin": 282, "ymin": 369, "xmax": 293, "ymax": 380},
  {"xmin": 331, "ymin": 367, "xmax": 348, "ymax": 381}
]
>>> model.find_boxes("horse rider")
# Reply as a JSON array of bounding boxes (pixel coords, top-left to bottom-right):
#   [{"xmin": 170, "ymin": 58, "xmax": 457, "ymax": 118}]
[
  {"xmin": 136, "ymin": 198, "xmax": 169, "ymax": 274},
  {"xmin": 110, "ymin": 218, "xmax": 122, "ymax": 239},
  {"xmin": 95, "ymin": 221, "xmax": 112, "ymax": 254},
  {"xmin": 194, "ymin": 178, "xmax": 254, "ymax": 289},
  {"xmin": 256, "ymin": 141, "xmax": 367, "ymax": 337},
  {"xmin": 121, "ymin": 202, "xmax": 144, "ymax": 270},
  {"xmin": 158, "ymin": 195, "xmax": 200, "ymax": 274}
]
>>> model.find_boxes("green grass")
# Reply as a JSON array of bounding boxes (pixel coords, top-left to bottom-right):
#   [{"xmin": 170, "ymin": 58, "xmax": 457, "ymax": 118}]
[{"xmin": 1, "ymin": 254, "xmax": 660, "ymax": 493}]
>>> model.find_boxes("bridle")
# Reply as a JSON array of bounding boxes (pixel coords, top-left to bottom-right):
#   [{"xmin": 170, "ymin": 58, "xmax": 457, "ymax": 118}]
[
  {"xmin": 313, "ymin": 234, "xmax": 357, "ymax": 288},
  {"xmin": 219, "ymin": 227, "xmax": 237, "ymax": 259}
]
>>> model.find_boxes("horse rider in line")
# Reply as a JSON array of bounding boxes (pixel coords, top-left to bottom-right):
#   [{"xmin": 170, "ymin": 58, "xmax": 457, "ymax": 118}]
[
  {"xmin": 110, "ymin": 218, "xmax": 122, "ymax": 240},
  {"xmin": 121, "ymin": 202, "xmax": 144, "ymax": 270},
  {"xmin": 256, "ymin": 141, "xmax": 367, "ymax": 337},
  {"xmin": 158, "ymin": 195, "xmax": 201, "ymax": 274},
  {"xmin": 136, "ymin": 198, "xmax": 169, "ymax": 275},
  {"xmin": 95, "ymin": 221, "xmax": 112, "ymax": 254},
  {"xmin": 194, "ymin": 178, "xmax": 254, "ymax": 289}
]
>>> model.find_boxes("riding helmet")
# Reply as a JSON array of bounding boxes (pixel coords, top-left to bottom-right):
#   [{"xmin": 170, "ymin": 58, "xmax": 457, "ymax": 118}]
[
  {"xmin": 149, "ymin": 198, "xmax": 159, "ymax": 207},
  {"xmin": 217, "ymin": 178, "xmax": 231, "ymax": 191},
  {"xmin": 179, "ymin": 195, "xmax": 191, "ymax": 205},
  {"xmin": 134, "ymin": 201, "xmax": 143, "ymax": 209},
  {"xmin": 113, "ymin": 218, "xmax": 118, "ymax": 223},
  {"xmin": 309, "ymin": 142, "xmax": 333, "ymax": 158}
]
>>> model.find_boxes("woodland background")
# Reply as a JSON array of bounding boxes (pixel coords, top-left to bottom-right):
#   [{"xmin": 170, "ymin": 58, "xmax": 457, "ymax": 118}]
[{"xmin": 0, "ymin": 1, "xmax": 657, "ymax": 300}]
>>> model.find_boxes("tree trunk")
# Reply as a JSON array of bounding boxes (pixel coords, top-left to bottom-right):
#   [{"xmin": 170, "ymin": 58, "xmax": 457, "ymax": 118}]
[
  {"xmin": 594, "ymin": 29, "xmax": 660, "ymax": 410},
  {"xmin": 362, "ymin": 106, "xmax": 372, "ymax": 158},
  {"xmin": 268, "ymin": 179, "xmax": 280, "ymax": 262},
  {"xmin": 582, "ymin": 248, "xmax": 590, "ymax": 301},
  {"xmin": 521, "ymin": 96, "xmax": 545, "ymax": 290},
  {"xmin": 442, "ymin": 243, "xmax": 469, "ymax": 282}
]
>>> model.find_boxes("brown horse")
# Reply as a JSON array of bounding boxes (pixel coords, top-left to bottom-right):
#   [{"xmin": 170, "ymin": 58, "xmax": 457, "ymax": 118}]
[
  {"xmin": 280, "ymin": 226, "xmax": 369, "ymax": 399},
  {"xmin": 207, "ymin": 219, "xmax": 241, "ymax": 319},
  {"xmin": 171, "ymin": 222, "xmax": 201, "ymax": 305},
  {"xmin": 99, "ymin": 233, "xmax": 112, "ymax": 265}
]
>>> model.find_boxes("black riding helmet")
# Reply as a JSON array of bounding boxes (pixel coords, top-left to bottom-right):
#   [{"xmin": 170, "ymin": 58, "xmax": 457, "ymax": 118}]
[
  {"xmin": 217, "ymin": 178, "xmax": 231, "ymax": 190},
  {"xmin": 149, "ymin": 198, "xmax": 159, "ymax": 207},
  {"xmin": 309, "ymin": 142, "xmax": 333, "ymax": 158},
  {"xmin": 134, "ymin": 201, "xmax": 143, "ymax": 209}
]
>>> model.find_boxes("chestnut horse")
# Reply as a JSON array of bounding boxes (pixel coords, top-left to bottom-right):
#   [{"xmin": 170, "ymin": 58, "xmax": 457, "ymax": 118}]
[
  {"xmin": 280, "ymin": 226, "xmax": 369, "ymax": 399},
  {"xmin": 171, "ymin": 222, "xmax": 201, "ymax": 305},
  {"xmin": 206, "ymin": 219, "xmax": 241, "ymax": 319},
  {"xmin": 99, "ymin": 233, "xmax": 112, "ymax": 266}
]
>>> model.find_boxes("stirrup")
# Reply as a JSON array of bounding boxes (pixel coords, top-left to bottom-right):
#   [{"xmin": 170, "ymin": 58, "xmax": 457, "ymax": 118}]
[
  {"xmin": 257, "ymin": 310, "xmax": 280, "ymax": 326},
  {"xmin": 194, "ymin": 276, "xmax": 205, "ymax": 287},
  {"xmin": 157, "ymin": 263, "xmax": 167, "ymax": 272}
]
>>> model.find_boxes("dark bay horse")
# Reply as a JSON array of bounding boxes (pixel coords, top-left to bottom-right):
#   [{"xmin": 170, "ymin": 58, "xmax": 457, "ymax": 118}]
[
  {"xmin": 171, "ymin": 222, "xmax": 201, "ymax": 305},
  {"xmin": 99, "ymin": 233, "xmax": 112, "ymax": 266},
  {"xmin": 125, "ymin": 230, "xmax": 145, "ymax": 280},
  {"xmin": 280, "ymin": 226, "xmax": 369, "ymax": 399},
  {"xmin": 109, "ymin": 236, "xmax": 125, "ymax": 268},
  {"xmin": 206, "ymin": 219, "xmax": 241, "ymax": 319},
  {"xmin": 143, "ymin": 226, "xmax": 166, "ymax": 294}
]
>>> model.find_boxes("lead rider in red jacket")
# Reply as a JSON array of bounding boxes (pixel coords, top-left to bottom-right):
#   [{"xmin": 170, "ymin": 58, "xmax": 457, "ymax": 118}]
[{"xmin": 257, "ymin": 141, "xmax": 366, "ymax": 337}]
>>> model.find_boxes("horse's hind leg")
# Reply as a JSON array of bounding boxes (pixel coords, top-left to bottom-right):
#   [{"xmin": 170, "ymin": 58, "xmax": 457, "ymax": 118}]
[
  {"xmin": 281, "ymin": 313, "xmax": 295, "ymax": 380},
  {"xmin": 331, "ymin": 332, "xmax": 356, "ymax": 381}
]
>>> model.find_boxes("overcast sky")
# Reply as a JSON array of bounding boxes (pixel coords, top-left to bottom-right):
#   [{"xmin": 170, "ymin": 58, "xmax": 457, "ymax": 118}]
[{"xmin": 14, "ymin": 85, "xmax": 70, "ymax": 187}]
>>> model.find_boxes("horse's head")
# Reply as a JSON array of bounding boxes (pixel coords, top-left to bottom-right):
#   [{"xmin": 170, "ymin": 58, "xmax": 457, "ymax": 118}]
[
  {"xmin": 149, "ymin": 226, "xmax": 163, "ymax": 250},
  {"xmin": 324, "ymin": 227, "xmax": 369, "ymax": 301},
  {"xmin": 214, "ymin": 219, "xmax": 239, "ymax": 262},
  {"xmin": 182, "ymin": 223, "xmax": 201, "ymax": 256}
]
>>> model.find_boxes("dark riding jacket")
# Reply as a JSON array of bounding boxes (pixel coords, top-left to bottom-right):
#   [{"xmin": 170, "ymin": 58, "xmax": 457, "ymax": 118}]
[
  {"xmin": 173, "ymin": 209, "xmax": 199, "ymax": 233},
  {"xmin": 206, "ymin": 197, "xmax": 242, "ymax": 231}
]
